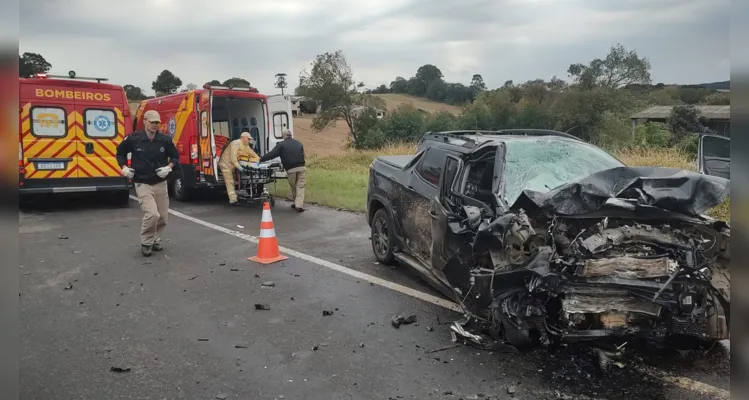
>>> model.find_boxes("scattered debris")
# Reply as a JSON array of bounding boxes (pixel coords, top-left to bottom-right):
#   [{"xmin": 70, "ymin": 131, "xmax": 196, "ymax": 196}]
[
  {"xmin": 219, "ymin": 262, "xmax": 226, "ymax": 266},
  {"xmin": 188, "ymin": 275, "xmax": 198, "ymax": 281},
  {"xmin": 234, "ymin": 343, "xmax": 249, "ymax": 349},
  {"xmin": 261, "ymin": 281, "xmax": 276, "ymax": 288},
  {"xmin": 216, "ymin": 393, "xmax": 228, "ymax": 399},
  {"xmin": 254, "ymin": 304, "xmax": 271, "ymax": 310},
  {"xmin": 391, "ymin": 314, "xmax": 417, "ymax": 328},
  {"xmin": 198, "ymin": 338, "xmax": 210, "ymax": 342},
  {"xmin": 290, "ymin": 297, "xmax": 295, "ymax": 301},
  {"xmin": 358, "ymin": 342, "xmax": 365, "ymax": 348},
  {"xmin": 58, "ymin": 234, "xmax": 68, "ymax": 239},
  {"xmin": 426, "ymin": 326, "xmax": 434, "ymax": 332},
  {"xmin": 507, "ymin": 386, "xmax": 517, "ymax": 395},
  {"xmin": 110, "ymin": 366, "xmax": 131, "ymax": 373},
  {"xmin": 254, "ymin": 273, "xmax": 261, "ymax": 278},
  {"xmin": 425, "ymin": 344, "xmax": 461, "ymax": 354},
  {"xmin": 64, "ymin": 283, "xmax": 73, "ymax": 290},
  {"xmin": 293, "ymin": 274, "xmax": 300, "ymax": 277},
  {"xmin": 312, "ymin": 345, "xmax": 319, "ymax": 351},
  {"xmin": 322, "ymin": 310, "xmax": 334, "ymax": 316},
  {"xmin": 230, "ymin": 268, "xmax": 242, "ymax": 272},
  {"xmin": 237, "ymin": 225, "xmax": 244, "ymax": 229},
  {"xmin": 72, "ymin": 250, "xmax": 83, "ymax": 254}
]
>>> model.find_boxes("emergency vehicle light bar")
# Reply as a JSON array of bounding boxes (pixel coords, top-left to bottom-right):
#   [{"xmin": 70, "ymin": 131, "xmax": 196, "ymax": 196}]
[
  {"xmin": 202, "ymin": 83, "xmax": 259, "ymax": 93},
  {"xmin": 38, "ymin": 73, "xmax": 109, "ymax": 83}
]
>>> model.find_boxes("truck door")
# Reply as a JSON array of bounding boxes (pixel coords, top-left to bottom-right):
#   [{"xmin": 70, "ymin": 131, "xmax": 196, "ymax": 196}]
[
  {"xmin": 198, "ymin": 91, "xmax": 219, "ymax": 182},
  {"xmin": 266, "ymin": 94, "xmax": 294, "ymax": 178},
  {"xmin": 698, "ymin": 134, "xmax": 730, "ymax": 180},
  {"xmin": 399, "ymin": 148, "xmax": 447, "ymax": 265},
  {"xmin": 76, "ymin": 91, "xmax": 124, "ymax": 180},
  {"xmin": 22, "ymin": 101, "xmax": 80, "ymax": 180},
  {"xmin": 430, "ymin": 154, "xmax": 463, "ymax": 271}
]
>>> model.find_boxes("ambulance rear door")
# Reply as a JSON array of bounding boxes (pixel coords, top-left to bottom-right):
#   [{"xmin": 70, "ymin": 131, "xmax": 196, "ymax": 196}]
[
  {"xmin": 75, "ymin": 86, "xmax": 127, "ymax": 180},
  {"xmin": 199, "ymin": 91, "xmax": 219, "ymax": 182},
  {"xmin": 21, "ymin": 82, "xmax": 80, "ymax": 181},
  {"xmin": 266, "ymin": 94, "xmax": 294, "ymax": 178}
]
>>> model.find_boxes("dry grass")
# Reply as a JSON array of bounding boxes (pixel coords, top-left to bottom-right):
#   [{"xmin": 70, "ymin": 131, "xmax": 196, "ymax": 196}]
[{"xmin": 373, "ymin": 94, "xmax": 463, "ymax": 115}]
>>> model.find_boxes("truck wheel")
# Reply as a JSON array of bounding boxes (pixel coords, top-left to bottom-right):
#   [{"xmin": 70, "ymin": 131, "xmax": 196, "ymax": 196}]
[
  {"xmin": 371, "ymin": 208, "xmax": 395, "ymax": 265},
  {"xmin": 170, "ymin": 173, "xmax": 192, "ymax": 202},
  {"xmin": 114, "ymin": 190, "xmax": 131, "ymax": 208}
]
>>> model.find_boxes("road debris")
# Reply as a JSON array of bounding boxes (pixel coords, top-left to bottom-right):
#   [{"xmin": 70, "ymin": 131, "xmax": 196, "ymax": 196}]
[
  {"xmin": 216, "ymin": 393, "xmax": 228, "ymax": 399},
  {"xmin": 58, "ymin": 234, "xmax": 68, "ymax": 239},
  {"xmin": 230, "ymin": 268, "xmax": 242, "ymax": 272},
  {"xmin": 254, "ymin": 304, "xmax": 271, "ymax": 310},
  {"xmin": 507, "ymin": 386, "xmax": 517, "ymax": 395},
  {"xmin": 64, "ymin": 283, "xmax": 73, "ymax": 290},
  {"xmin": 236, "ymin": 225, "xmax": 244, "ymax": 229},
  {"xmin": 261, "ymin": 281, "xmax": 276, "ymax": 288},
  {"xmin": 391, "ymin": 314, "xmax": 417, "ymax": 328},
  {"xmin": 425, "ymin": 344, "xmax": 461, "ymax": 354},
  {"xmin": 254, "ymin": 273, "xmax": 261, "ymax": 278},
  {"xmin": 188, "ymin": 275, "xmax": 198, "ymax": 280},
  {"xmin": 322, "ymin": 310, "xmax": 334, "ymax": 316},
  {"xmin": 358, "ymin": 342, "xmax": 365, "ymax": 348},
  {"xmin": 198, "ymin": 338, "xmax": 210, "ymax": 342},
  {"xmin": 234, "ymin": 343, "xmax": 249, "ymax": 349},
  {"xmin": 110, "ymin": 366, "xmax": 131, "ymax": 373}
]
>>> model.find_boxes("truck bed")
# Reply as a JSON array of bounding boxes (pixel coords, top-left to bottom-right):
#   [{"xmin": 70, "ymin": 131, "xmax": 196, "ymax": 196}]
[{"xmin": 378, "ymin": 155, "xmax": 414, "ymax": 170}]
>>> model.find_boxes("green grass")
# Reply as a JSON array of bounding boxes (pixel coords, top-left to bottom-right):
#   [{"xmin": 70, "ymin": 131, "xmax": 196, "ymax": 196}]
[{"xmin": 272, "ymin": 145, "xmax": 729, "ymax": 222}]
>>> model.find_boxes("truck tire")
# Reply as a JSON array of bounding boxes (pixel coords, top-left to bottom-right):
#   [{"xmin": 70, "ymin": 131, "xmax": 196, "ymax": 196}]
[
  {"xmin": 170, "ymin": 172, "xmax": 193, "ymax": 202},
  {"xmin": 371, "ymin": 208, "xmax": 395, "ymax": 265},
  {"xmin": 114, "ymin": 190, "xmax": 131, "ymax": 208}
]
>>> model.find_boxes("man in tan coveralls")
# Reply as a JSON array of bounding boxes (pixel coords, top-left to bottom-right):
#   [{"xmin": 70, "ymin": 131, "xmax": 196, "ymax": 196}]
[{"xmin": 219, "ymin": 130, "xmax": 260, "ymax": 206}]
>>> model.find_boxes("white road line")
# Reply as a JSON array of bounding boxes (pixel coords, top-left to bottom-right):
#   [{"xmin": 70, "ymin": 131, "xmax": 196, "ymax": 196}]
[
  {"xmin": 131, "ymin": 197, "xmax": 729, "ymax": 398},
  {"xmin": 130, "ymin": 196, "xmax": 463, "ymax": 313}
]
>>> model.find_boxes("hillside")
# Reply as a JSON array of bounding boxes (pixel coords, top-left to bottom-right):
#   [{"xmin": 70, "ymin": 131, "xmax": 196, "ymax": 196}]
[
  {"xmin": 373, "ymin": 93, "xmax": 463, "ymax": 115},
  {"xmin": 693, "ymin": 81, "xmax": 730, "ymax": 90}
]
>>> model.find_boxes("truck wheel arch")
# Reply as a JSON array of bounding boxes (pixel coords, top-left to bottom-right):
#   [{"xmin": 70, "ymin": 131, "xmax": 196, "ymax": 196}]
[{"xmin": 368, "ymin": 197, "xmax": 390, "ymax": 226}]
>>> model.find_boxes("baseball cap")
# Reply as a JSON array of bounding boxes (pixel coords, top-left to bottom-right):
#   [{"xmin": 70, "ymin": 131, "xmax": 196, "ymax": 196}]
[
  {"xmin": 144, "ymin": 110, "xmax": 161, "ymax": 123},
  {"xmin": 240, "ymin": 131, "xmax": 252, "ymax": 139}
]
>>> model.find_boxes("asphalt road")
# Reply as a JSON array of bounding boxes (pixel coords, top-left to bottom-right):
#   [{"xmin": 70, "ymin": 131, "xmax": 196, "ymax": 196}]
[{"xmin": 19, "ymin": 192, "xmax": 730, "ymax": 400}]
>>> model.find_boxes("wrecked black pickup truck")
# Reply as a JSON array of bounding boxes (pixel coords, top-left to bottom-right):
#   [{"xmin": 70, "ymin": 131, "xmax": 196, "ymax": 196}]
[{"xmin": 366, "ymin": 129, "xmax": 730, "ymax": 348}]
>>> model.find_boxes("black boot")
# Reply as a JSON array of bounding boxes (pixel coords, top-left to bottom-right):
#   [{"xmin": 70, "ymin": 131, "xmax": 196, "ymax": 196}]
[{"xmin": 141, "ymin": 244, "xmax": 153, "ymax": 257}]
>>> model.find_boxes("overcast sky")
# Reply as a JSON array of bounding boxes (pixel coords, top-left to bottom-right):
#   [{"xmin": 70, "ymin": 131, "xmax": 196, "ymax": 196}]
[{"xmin": 20, "ymin": 0, "xmax": 729, "ymax": 96}]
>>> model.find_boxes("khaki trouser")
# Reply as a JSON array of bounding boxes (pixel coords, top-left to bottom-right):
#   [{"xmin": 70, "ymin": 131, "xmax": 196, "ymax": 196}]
[
  {"xmin": 287, "ymin": 166, "xmax": 306, "ymax": 209},
  {"xmin": 134, "ymin": 181, "xmax": 169, "ymax": 246},
  {"xmin": 220, "ymin": 165, "xmax": 237, "ymax": 203}
]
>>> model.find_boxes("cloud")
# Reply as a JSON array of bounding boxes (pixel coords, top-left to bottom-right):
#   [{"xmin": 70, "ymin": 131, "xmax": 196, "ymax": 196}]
[{"xmin": 20, "ymin": 0, "xmax": 729, "ymax": 95}]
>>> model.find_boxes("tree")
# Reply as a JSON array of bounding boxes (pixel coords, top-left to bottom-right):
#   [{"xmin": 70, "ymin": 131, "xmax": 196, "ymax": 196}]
[
  {"xmin": 205, "ymin": 80, "xmax": 221, "ymax": 87},
  {"xmin": 123, "ymin": 84, "xmax": 147, "ymax": 101},
  {"xmin": 297, "ymin": 50, "xmax": 374, "ymax": 147},
  {"xmin": 274, "ymin": 73, "xmax": 288, "ymax": 94},
  {"xmin": 389, "ymin": 77, "xmax": 408, "ymax": 93},
  {"xmin": 185, "ymin": 83, "xmax": 198, "ymax": 91},
  {"xmin": 222, "ymin": 77, "xmax": 251, "ymax": 88},
  {"xmin": 470, "ymin": 74, "xmax": 486, "ymax": 91},
  {"xmin": 19, "ymin": 52, "xmax": 51, "ymax": 77},
  {"xmin": 667, "ymin": 105, "xmax": 711, "ymax": 144},
  {"xmin": 567, "ymin": 43, "xmax": 651, "ymax": 89},
  {"xmin": 415, "ymin": 64, "xmax": 443, "ymax": 84},
  {"xmin": 151, "ymin": 70, "xmax": 182, "ymax": 95}
]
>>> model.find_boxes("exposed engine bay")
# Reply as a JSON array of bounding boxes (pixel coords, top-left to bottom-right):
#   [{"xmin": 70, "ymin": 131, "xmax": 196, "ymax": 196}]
[{"xmin": 448, "ymin": 207, "xmax": 730, "ymax": 348}]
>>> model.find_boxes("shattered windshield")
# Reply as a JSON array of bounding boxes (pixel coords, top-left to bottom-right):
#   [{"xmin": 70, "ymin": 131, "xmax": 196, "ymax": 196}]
[{"xmin": 502, "ymin": 138, "xmax": 624, "ymax": 205}]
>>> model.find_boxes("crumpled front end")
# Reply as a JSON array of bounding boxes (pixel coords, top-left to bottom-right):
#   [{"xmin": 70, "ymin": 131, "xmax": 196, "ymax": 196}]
[{"xmin": 455, "ymin": 208, "xmax": 730, "ymax": 348}]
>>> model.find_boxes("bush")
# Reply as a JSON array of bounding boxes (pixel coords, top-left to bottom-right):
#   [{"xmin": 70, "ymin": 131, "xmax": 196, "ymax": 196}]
[
  {"xmin": 423, "ymin": 111, "xmax": 458, "ymax": 132},
  {"xmin": 592, "ymin": 112, "xmax": 635, "ymax": 151},
  {"xmin": 674, "ymin": 133, "xmax": 699, "ymax": 158},
  {"xmin": 634, "ymin": 122, "xmax": 672, "ymax": 148},
  {"xmin": 378, "ymin": 104, "xmax": 426, "ymax": 142}
]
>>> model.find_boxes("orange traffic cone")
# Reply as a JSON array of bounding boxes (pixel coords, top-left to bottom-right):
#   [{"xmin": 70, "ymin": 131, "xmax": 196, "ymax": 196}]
[{"xmin": 248, "ymin": 201, "xmax": 288, "ymax": 265}]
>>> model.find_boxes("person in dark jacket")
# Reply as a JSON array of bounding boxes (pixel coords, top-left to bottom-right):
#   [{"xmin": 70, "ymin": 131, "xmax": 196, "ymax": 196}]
[
  {"xmin": 116, "ymin": 110, "xmax": 180, "ymax": 257},
  {"xmin": 258, "ymin": 130, "xmax": 306, "ymax": 212}
]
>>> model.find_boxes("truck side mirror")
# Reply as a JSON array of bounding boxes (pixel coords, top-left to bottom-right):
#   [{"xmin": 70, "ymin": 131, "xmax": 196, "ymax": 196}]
[{"xmin": 439, "ymin": 155, "xmax": 462, "ymax": 200}]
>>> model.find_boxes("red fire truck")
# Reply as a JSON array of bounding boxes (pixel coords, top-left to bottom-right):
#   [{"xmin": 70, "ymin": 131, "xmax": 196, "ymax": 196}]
[{"xmin": 132, "ymin": 84, "xmax": 294, "ymax": 201}]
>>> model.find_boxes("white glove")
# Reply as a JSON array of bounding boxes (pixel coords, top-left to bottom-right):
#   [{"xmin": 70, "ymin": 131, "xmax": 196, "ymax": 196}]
[
  {"xmin": 156, "ymin": 166, "xmax": 172, "ymax": 179},
  {"xmin": 121, "ymin": 166, "xmax": 134, "ymax": 179}
]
